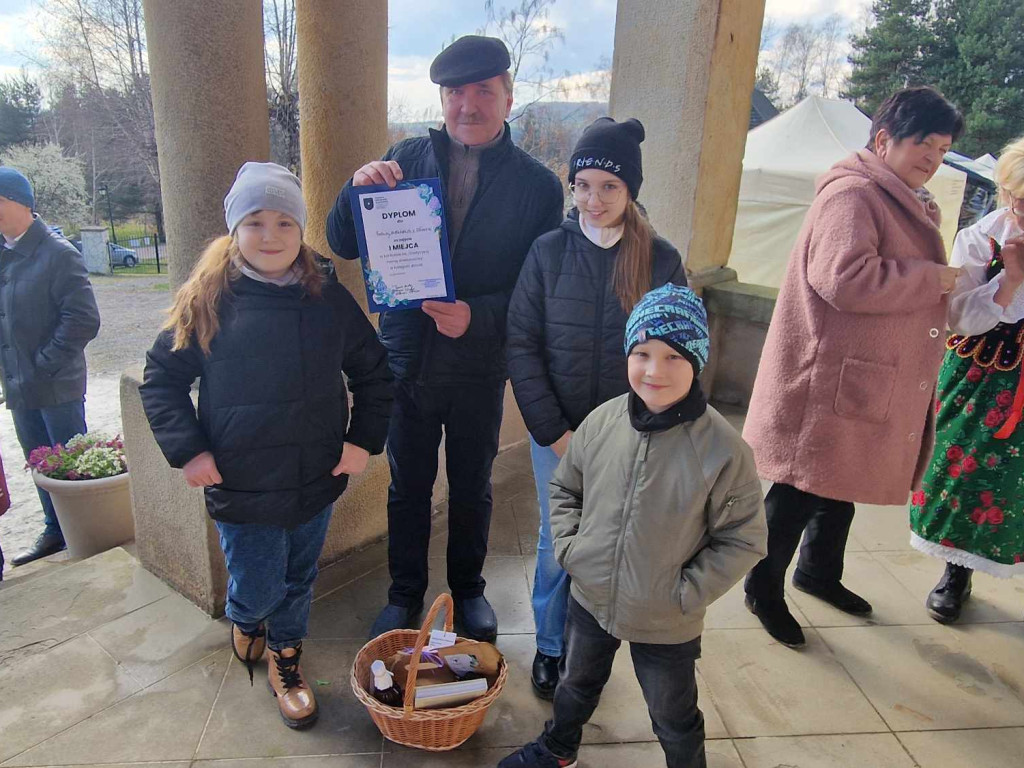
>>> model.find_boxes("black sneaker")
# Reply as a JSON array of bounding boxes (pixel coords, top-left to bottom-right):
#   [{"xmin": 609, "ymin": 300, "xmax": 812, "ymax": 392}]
[
  {"xmin": 791, "ymin": 572, "xmax": 872, "ymax": 616},
  {"xmin": 926, "ymin": 563, "xmax": 972, "ymax": 623},
  {"xmin": 498, "ymin": 739, "xmax": 577, "ymax": 767},
  {"xmin": 745, "ymin": 595, "xmax": 805, "ymax": 648}
]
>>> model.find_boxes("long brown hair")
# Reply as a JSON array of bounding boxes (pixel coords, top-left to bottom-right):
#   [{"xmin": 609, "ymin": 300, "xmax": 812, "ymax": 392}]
[
  {"xmin": 612, "ymin": 199, "xmax": 654, "ymax": 312},
  {"xmin": 164, "ymin": 234, "xmax": 324, "ymax": 354}
]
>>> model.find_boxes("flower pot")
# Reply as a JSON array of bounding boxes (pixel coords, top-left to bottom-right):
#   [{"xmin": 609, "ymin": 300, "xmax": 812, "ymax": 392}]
[{"xmin": 31, "ymin": 470, "xmax": 135, "ymax": 559}]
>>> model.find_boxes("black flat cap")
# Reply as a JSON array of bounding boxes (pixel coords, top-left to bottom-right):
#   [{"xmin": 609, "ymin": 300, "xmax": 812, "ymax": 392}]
[{"xmin": 430, "ymin": 35, "xmax": 511, "ymax": 87}]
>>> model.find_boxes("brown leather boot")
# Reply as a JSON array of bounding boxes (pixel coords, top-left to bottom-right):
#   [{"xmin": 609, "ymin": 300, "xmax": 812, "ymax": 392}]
[
  {"xmin": 267, "ymin": 643, "xmax": 318, "ymax": 729},
  {"xmin": 231, "ymin": 624, "xmax": 266, "ymax": 685}
]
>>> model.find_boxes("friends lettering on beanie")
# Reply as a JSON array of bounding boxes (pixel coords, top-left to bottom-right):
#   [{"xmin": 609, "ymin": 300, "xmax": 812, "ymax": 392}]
[{"xmin": 569, "ymin": 117, "xmax": 646, "ymax": 200}]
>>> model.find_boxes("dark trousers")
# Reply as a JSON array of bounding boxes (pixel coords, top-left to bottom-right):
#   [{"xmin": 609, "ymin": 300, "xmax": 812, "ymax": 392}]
[
  {"xmin": 744, "ymin": 482, "xmax": 856, "ymax": 602},
  {"xmin": 385, "ymin": 378, "xmax": 504, "ymax": 606},
  {"xmin": 11, "ymin": 399, "xmax": 88, "ymax": 541},
  {"xmin": 544, "ymin": 598, "xmax": 706, "ymax": 768}
]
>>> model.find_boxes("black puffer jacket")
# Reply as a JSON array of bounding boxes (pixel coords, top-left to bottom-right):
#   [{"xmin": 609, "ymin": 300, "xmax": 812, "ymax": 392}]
[
  {"xmin": 507, "ymin": 213, "xmax": 686, "ymax": 446},
  {"xmin": 140, "ymin": 277, "xmax": 393, "ymax": 528},
  {"xmin": 0, "ymin": 216, "xmax": 100, "ymax": 410},
  {"xmin": 326, "ymin": 124, "xmax": 563, "ymax": 384}
]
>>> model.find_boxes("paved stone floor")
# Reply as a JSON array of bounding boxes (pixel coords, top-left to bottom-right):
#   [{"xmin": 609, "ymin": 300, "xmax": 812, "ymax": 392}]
[{"xmin": 2, "ymin": 438, "xmax": 1024, "ymax": 767}]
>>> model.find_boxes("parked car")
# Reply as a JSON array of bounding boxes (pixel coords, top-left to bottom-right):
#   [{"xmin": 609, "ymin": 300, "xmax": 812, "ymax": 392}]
[{"xmin": 108, "ymin": 242, "xmax": 138, "ymax": 268}]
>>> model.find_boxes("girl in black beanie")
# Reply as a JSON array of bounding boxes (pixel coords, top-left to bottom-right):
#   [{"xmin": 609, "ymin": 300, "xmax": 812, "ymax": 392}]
[{"xmin": 507, "ymin": 116, "xmax": 687, "ymax": 699}]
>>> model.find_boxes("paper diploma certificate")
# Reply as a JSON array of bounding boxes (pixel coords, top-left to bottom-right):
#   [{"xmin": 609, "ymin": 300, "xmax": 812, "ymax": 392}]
[{"xmin": 349, "ymin": 178, "xmax": 455, "ymax": 313}]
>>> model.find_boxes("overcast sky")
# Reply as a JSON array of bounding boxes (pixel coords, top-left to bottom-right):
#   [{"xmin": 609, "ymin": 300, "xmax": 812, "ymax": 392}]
[{"xmin": 0, "ymin": 0, "xmax": 866, "ymax": 112}]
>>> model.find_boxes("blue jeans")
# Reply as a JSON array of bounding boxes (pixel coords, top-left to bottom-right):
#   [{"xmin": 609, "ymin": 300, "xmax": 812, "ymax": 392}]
[
  {"xmin": 12, "ymin": 399, "xmax": 88, "ymax": 540},
  {"xmin": 215, "ymin": 504, "xmax": 332, "ymax": 650},
  {"xmin": 530, "ymin": 437, "xmax": 570, "ymax": 657}
]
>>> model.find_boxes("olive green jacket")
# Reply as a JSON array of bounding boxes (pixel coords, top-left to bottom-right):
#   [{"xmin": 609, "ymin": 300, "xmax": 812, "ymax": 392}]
[{"xmin": 551, "ymin": 394, "xmax": 768, "ymax": 644}]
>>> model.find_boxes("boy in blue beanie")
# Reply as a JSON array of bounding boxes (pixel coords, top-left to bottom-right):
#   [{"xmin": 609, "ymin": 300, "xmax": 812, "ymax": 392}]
[{"xmin": 499, "ymin": 284, "xmax": 767, "ymax": 768}]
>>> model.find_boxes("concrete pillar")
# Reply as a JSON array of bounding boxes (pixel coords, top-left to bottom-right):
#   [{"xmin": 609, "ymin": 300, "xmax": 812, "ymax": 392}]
[
  {"xmin": 609, "ymin": 0, "xmax": 765, "ymax": 285},
  {"xmin": 297, "ymin": 0, "xmax": 388, "ymax": 306},
  {"xmin": 142, "ymin": 1, "xmax": 270, "ymax": 289},
  {"xmin": 78, "ymin": 225, "xmax": 110, "ymax": 275}
]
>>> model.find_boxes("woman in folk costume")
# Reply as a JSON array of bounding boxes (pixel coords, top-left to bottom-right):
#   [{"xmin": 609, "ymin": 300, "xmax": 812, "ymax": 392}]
[
  {"xmin": 741, "ymin": 87, "xmax": 964, "ymax": 648},
  {"xmin": 911, "ymin": 136, "xmax": 1024, "ymax": 622}
]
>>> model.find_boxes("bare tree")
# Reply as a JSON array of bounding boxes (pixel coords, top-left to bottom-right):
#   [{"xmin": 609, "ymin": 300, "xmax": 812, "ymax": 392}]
[
  {"xmin": 265, "ymin": 0, "xmax": 299, "ymax": 172},
  {"xmin": 782, "ymin": 23, "xmax": 819, "ymax": 104},
  {"xmin": 814, "ymin": 14, "xmax": 847, "ymax": 98},
  {"xmin": 479, "ymin": 0, "xmax": 568, "ymax": 118},
  {"xmin": 759, "ymin": 15, "xmax": 852, "ymax": 107},
  {"xmin": 34, "ymin": 0, "xmax": 158, "ymax": 225}
]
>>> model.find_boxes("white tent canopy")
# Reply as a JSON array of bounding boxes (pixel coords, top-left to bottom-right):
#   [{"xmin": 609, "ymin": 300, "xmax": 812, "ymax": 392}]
[{"xmin": 729, "ymin": 96, "xmax": 968, "ymax": 289}]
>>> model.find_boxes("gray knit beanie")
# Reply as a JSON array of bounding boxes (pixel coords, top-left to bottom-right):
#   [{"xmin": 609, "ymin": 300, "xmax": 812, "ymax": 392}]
[{"xmin": 223, "ymin": 162, "xmax": 306, "ymax": 234}]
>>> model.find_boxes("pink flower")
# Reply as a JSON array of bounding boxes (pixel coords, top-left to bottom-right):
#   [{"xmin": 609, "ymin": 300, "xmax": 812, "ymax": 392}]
[
  {"xmin": 987, "ymin": 507, "xmax": 1004, "ymax": 525},
  {"xmin": 946, "ymin": 446, "xmax": 965, "ymax": 462},
  {"xmin": 941, "ymin": 538, "xmax": 956, "ymax": 548},
  {"xmin": 963, "ymin": 456, "xmax": 979, "ymax": 473},
  {"xmin": 912, "ymin": 490, "xmax": 926, "ymax": 506},
  {"xmin": 967, "ymin": 366, "xmax": 984, "ymax": 383},
  {"xmin": 980, "ymin": 491, "xmax": 995, "ymax": 507},
  {"xmin": 987, "ymin": 455, "xmax": 999, "ymax": 468},
  {"xmin": 985, "ymin": 408, "xmax": 1005, "ymax": 428},
  {"xmin": 949, "ymin": 464, "xmax": 963, "ymax": 478},
  {"xmin": 971, "ymin": 508, "xmax": 988, "ymax": 524},
  {"xmin": 997, "ymin": 390, "xmax": 1015, "ymax": 408}
]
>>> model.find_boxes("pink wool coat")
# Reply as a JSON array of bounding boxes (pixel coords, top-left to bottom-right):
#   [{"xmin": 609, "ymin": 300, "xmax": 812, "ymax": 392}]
[{"xmin": 743, "ymin": 149, "xmax": 950, "ymax": 506}]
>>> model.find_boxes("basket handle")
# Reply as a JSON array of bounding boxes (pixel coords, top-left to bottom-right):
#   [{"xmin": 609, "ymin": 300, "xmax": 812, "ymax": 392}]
[{"xmin": 402, "ymin": 592, "xmax": 455, "ymax": 713}]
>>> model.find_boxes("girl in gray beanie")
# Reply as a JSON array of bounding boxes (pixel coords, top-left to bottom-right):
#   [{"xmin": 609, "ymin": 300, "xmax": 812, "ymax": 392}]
[{"xmin": 139, "ymin": 161, "xmax": 393, "ymax": 730}]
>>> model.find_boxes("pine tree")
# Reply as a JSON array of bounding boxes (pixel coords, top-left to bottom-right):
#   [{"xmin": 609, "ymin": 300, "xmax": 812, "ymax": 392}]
[
  {"xmin": 930, "ymin": 0, "xmax": 1024, "ymax": 157},
  {"xmin": 845, "ymin": 0, "xmax": 934, "ymax": 115},
  {"xmin": 0, "ymin": 75, "xmax": 42, "ymax": 150}
]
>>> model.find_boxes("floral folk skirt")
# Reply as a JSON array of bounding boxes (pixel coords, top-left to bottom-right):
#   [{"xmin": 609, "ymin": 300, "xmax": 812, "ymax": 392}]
[{"xmin": 909, "ymin": 351, "xmax": 1024, "ymax": 577}]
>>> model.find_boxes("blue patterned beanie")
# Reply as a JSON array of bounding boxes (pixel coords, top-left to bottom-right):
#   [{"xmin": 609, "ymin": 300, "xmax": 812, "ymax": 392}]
[{"xmin": 624, "ymin": 283, "xmax": 709, "ymax": 374}]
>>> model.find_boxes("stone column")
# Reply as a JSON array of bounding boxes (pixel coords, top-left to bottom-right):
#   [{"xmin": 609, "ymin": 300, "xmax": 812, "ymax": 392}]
[
  {"xmin": 297, "ymin": 0, "xmax": 388, "ymax": 306},
  {"xmin": 142, "ymin": 1, "xmax": 270, "ymax": 289},
  {"xmin": 609, "ymin": 0, "xmax": 765, "ymax": 286},
  {"xmin": 78, "ymin": 225, "xmax": 110, "ymax": 274},
  {"xmin": 296, "ymin": 1, "xmax": 393, "ymax": 557}
]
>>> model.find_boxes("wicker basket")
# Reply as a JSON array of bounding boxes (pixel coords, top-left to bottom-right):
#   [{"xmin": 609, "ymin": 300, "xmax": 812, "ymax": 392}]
[{"xmin": 350, "ymin": 593, "xmax": 509, "ymax": 751}]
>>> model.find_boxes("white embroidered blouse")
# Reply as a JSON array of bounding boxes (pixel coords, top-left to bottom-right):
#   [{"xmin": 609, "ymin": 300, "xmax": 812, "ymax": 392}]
[{"xmin": 948, "ymin": 208, "xmax": 1024, "ymax": 337}]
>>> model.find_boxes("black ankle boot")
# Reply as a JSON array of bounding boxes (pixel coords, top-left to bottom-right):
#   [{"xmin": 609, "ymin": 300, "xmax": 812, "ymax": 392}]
[
  {"xmin": 926, "ymin": 563, "xmax": 973, "ymax": 623},
  {"xmin": 531, "ymin": 650, "xmax": 560, "ymax": 700}
]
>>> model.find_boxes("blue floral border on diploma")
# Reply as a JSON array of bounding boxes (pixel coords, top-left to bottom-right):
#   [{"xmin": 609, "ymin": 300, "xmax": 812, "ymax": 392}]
[{"xmin": 348, "ymin": 177, "xmax": 455, "ymax": 313}]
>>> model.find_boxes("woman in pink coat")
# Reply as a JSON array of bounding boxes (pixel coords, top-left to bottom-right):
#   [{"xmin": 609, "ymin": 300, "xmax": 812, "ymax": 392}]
[{"xmin": 742, "ymin": 87, "xmax": 964, "ymax": 648}]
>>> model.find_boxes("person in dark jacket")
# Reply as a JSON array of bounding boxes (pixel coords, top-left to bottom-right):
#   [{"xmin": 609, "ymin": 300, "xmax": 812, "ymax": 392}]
[
  {"xmin": 326, "ymin": 35, "xmax": 563, "ymax": 641},
  {"xmin": 141, "ymin": 163, "xmax": 392, "ymax": 730},
  {"xmin": 0, "ymin": 166, "xmax": 100, "ymax": 567},
  {"xmin": 506, "ymin": 117, "xmax": 686, "ymax": 698}
]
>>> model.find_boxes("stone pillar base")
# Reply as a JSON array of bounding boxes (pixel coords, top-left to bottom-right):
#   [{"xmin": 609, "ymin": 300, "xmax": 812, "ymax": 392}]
[
  {"xmin": 79, "ymin": 226, "xmax": 111, "ymax": 275},
  {"xmin": 702, "ymin": 280, "xmax": 777, "ymax": 407}
]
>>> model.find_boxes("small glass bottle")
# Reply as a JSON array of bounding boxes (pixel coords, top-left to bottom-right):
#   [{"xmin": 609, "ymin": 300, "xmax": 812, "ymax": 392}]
[{"xmin": 370, "ymin": 659, "xmax": 402, "ymax": 706}]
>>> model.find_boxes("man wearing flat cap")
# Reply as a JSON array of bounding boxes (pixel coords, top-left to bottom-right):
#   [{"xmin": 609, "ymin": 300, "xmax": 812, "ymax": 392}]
[{"xmin": 328, "ymin": 35, "xmax": 563, "ymax": 642}]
